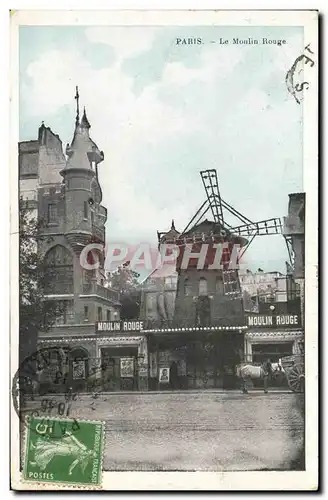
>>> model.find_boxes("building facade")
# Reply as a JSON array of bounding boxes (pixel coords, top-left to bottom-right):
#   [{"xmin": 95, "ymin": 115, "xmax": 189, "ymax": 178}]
[
  {"xmin": 240, "ymin": 269, "xmax": 288, "ymax": 313},
  {"xmin": 137, "ymin": 207, "xmax": 305, "ymax": 391},
  {"xmin": 283, "ymin": 192, "xmax": 305, "ymax": 326}
]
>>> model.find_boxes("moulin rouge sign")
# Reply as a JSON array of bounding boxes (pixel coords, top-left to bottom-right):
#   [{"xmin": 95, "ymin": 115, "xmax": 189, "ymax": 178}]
[
  {"xmin": 96, "ymin": 321, "xmax": 144, "ymax": 333},
  {"xmin": 247, "ymin": 314, "xmax": 300, "ymax": 328}
]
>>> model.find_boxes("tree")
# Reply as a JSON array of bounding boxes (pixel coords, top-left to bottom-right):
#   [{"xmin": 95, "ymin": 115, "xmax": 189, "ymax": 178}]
[
  {"xmin": 19, "ymin": 198, "xmax": 61, "ymax": 365},
  {"xmin": 107, "ymin": 262, "xmax": 141, "ymax": 319}
]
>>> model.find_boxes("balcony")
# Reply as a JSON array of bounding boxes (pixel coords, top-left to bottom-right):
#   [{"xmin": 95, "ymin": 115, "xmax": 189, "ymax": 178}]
[
  {"xmin": 82, "ymin": 282, "xmax": 120, "ymax": 303},
  {"xmin": 283, "ymin": 216, "xmax": 304, "ymax": 236}
]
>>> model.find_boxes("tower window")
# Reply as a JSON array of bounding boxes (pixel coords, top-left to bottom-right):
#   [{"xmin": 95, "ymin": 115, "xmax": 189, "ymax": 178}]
[
  {"xmin": 84, "ymin": 306, "xmax": 89, "ymax": 322},
  {"xmin": 98, "ymin": 307, "xmax": 102, "ymax": 321},
  {"xmin": 196, "ymin": 296, "xmax": 211, "ymax": 326},
  {"xmin": 199, "ymin": 277, "xmax": 208, "ymax": 296},
  {"xmin": 184, "ymin": 279, "xmax": 192, "ymax": 296},
  {"xmin": 83, "ymin": 201, "xmax": 88, "ymax": 220},
  {"xmin": 48, "ymin": 203, "xmax": 58, "ymax": 223}
]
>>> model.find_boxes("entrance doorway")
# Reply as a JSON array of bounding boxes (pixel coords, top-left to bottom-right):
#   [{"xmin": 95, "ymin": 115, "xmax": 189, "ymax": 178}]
[
  {"xmin": 100, "ymin": 347, "xmax": 138, "ymax": 391},
  {"xmin": 170, "ymin": 361, "xmax": 179, "ymax": 389},
  {"xmin": 186, "ymin": 333, "xmax": 243, "ymax": 389}
]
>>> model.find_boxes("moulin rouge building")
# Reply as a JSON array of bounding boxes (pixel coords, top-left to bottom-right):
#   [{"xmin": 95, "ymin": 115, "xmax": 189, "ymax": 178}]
[
  {"xmin": 138, "ymin": 172, "xmax": 304, "ymax": 391},
  {"xmin": 19, "ymin": 92, "xmax": 304, "ymax": 393}
]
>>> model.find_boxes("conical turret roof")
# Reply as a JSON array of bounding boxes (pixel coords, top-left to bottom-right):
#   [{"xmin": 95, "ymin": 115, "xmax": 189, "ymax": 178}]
[{"xmin": 63, "ymin": 91, "xmax": 104, "ymax": 171}]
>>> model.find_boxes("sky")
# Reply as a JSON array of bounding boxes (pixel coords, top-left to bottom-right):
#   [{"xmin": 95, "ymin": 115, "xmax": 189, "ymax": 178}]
[{"xmin": 19, "ymin": 25, "xmax": 304, "ymax": 274}]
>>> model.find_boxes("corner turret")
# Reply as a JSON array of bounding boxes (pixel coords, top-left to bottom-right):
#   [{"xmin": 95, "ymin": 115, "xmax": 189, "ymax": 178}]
[{"xmin": 60, "ymin": 87, "xmax": 107, "ymax": 251}]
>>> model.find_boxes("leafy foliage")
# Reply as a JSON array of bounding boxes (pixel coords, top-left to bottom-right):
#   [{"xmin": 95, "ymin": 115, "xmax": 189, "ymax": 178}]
[{"xmin": 107, "ymin": 262, "xmax": 141, "ymax": 319}]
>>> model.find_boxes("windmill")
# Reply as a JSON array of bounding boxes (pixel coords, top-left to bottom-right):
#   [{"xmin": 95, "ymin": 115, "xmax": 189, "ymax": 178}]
[{"xmin": 159, "ymin": 169, "xmax": 284, "ymax": 302}]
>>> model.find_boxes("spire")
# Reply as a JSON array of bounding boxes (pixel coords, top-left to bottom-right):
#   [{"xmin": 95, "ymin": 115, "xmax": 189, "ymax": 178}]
[
  {"xmin": 81, "ymin": 107, "xmax": 91, "ymax": 129},
  {"xmin": 63, "ymin": 86, "xmax": 104, "ymax": 171},
  {"xmin": 171, "ymin": 219, "xmax": 176, "ymax": 230},
  {"xmin": 75, "ymin": 86, "xmax": 80, "ymax": 126}
]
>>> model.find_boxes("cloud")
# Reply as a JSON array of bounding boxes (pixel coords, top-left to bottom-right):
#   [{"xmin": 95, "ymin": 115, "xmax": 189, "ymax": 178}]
[
  {"xmin": 160, "ymin": 43, "xmax": 244, "ymax": 88},
  {"xmin": 85, "ymin": 27, "xmax": 158, "ymax": 60},
  {"xmin": 23, "ymin": 49, "xmax": 92, "ymax": 116}
]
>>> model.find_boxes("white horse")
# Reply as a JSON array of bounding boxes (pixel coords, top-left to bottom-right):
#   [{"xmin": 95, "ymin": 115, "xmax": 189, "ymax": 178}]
[{"xmin": 236, "ymin": 360, "xmax": 284, "ymax": 393}]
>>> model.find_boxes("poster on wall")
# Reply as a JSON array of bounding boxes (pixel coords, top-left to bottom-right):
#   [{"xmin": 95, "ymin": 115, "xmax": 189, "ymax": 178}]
[
  {"xmin": 120, "ymin": 357, "xmax": 134, "ymax": 378},
  {"xmin": 159, "ymin": 367, "xmax": 170, "ymax": 383},
  {"xmin": 72, "ymin": 361, "xmax": 86, "ymax": 380},
  {"xmin": 149, "ymin": 352, "xmax": 158, "ymax": 378}
]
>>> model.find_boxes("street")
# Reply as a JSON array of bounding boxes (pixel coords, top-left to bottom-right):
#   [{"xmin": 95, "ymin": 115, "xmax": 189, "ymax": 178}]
[{"xmin": 22, "ymin": 390, "xmax": 304, "ymax": 472}]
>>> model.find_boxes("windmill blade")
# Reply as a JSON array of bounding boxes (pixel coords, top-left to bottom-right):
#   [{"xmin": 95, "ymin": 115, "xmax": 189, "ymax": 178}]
[
  {"xmin": 200, "ymin": 170, "xmax": 224, "ymax": 226},
  {"xmin": 230, "ymin": 217, "xmax": 282, "ymax": 237}
]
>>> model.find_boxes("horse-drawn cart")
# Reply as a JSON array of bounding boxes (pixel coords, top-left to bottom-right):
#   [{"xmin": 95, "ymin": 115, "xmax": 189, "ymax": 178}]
[{"xmin": 280, "ymin": 354, "xmax": 305, "ymax": 393}]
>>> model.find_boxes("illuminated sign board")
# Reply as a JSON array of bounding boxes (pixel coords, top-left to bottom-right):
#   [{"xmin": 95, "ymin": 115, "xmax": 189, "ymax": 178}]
[
  {"xmin": 96, "ymin": 321, "xmax": 144, "ymax": 333},
  {"xmin": 247, "ymin": 314, "xmax": 300, "ymax": 328}
]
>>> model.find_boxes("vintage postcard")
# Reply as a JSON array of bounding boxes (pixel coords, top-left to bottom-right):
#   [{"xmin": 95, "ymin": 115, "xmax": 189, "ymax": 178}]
[{"xmin": 10, "ymin": 9, "xmax": 318, "ymax": 491}]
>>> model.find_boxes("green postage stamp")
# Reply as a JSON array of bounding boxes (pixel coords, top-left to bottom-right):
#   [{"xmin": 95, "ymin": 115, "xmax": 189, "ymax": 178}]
[{"xmin": 23, "ymin": 417, "xmax": 104, "ymax": 487}]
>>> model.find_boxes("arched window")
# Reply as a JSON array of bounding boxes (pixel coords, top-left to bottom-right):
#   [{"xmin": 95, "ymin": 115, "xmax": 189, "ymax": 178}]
[
  {"xmin": 44, "ymin": 245, "xmax": 73, "ymax": 294},
  {"xmin": 199, "ymin": 277, "xmax": 208, "ymax": 296},
  {"xmin": 184, "ymin": 279, "xmax": 192, "ymax": 297}
]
